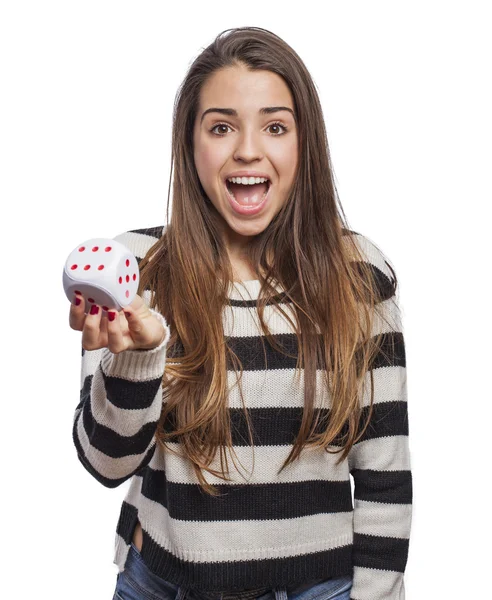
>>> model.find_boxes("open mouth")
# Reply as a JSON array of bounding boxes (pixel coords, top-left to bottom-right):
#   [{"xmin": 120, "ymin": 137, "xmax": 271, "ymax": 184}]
[{"xmin": 224, "ymin": 179, "xmax": 271, "ymax": 206}]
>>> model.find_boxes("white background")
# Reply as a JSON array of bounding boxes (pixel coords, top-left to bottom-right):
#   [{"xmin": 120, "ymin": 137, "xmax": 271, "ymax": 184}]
[{"xmin": 1, "ymin": 1, "xmax": 490, "ymax": 598}]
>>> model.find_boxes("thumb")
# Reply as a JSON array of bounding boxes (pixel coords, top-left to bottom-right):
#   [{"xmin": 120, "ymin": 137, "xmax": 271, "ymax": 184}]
[
  {"xmin": 123, "ymin": 293, "xmax": 146, "ymax": 319},
  {"xmin": 123, "ymin": 294, "xmax": 150, "ymax": 331},
  {"xmin": 123, "ymin": 306, "xmax": 145, "ymax": 339}
]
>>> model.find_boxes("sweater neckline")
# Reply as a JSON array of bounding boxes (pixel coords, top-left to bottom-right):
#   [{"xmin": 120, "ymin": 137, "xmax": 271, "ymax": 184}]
[
  {"xmin": 227, "ymin": 279, "xmax": 261, "ymax": 300},
  {"xmin": 227, "ymin": 279, "xmax": 288, "ymax": 301}
]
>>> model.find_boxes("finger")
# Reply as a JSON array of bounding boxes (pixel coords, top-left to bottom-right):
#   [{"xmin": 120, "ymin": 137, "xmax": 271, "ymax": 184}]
[
  {"xmin": 123, "ymin": 308, "xmax": 143, "ymax": 335},
  {"xmin": 81, "ymin": 303, "xmax": 104, "ymax": 350},
  {"xmin": 106, "ymin": 310, "xmax": 127, "ymax": 354},
  {"xmin": 126, "ymin": 294, "xmax": 146, "ymax": 313},
  {"xmin": 69, "ymin": 292, "xmax": 86, "ymax": 331},
  {"xmin": 99, "ymin": 307, "xmax": 109, "ymax": 337},
  {"xmin": 122, "ymin": 306, "xmax": 159, "ymax": 350}
]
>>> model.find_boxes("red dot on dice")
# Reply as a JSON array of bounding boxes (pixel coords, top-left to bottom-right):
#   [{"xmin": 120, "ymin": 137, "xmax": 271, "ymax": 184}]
[
  {"xmin": 98, "ymin": 265, "xmax": 104, "ymax": 270},
  {"xmin": 71, "ymin": 264, "xmax": 77, "ymax": 270},
  {"xmin": 75, "ymin": 290, "xmax": 82, "ymax": 295},
  {"xmin": 88, "ymin": 298, "xmax": 95, "ymax": 303},
  {"xmin": 84, "ymin": 265, "xmax": 90, "ymax": 270},
  {"xmin": 126, "ymin": 259, "xmax": 130, "ymax": 267},
  {"xmin": 125, "ymin": 290, "xmax": 130, "ymax": 298},
  {"xmin": 92, "ymin": 246, "xmax": 99, "ymax": 252},
  {"xmin": 79, "ymin": 246, "xmax": 85, "ymax": 252},
  {"xmin": 133, "ymin": 273, "xmax": 136, "ymax": 281},
  {"xmin": 105, "ymin": 246, "xmax": 112, "ymax": 252},
  {"xmin": 126, "ymin": 274, "xmax": 130, "ymax": 282},
  {"xmin": 119, "ymin": 276, "xmax": 122, "ymax": 284}
]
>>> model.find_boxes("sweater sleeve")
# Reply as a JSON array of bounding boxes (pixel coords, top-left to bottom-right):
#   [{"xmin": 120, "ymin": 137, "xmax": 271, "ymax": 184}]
[
  {"xmin": 347, "ymin": 244, "xmax": 412, "ymax": 600},
  {"xmin": 72, "ymin": 307, "xmax": 171, "ymax": 488},
  {"xmin": 72, "ymin": 227, "xmax": 172, "ymax": 488}
]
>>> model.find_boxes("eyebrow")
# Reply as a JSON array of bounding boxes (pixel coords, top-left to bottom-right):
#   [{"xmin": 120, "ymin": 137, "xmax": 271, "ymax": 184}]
[{"xmin": 200, "ymin": 106, "xmax": 296, "ymax": 124}]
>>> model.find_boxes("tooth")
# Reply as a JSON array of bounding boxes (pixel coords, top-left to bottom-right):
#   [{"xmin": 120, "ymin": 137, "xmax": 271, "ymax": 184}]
[{"xmin": 227, "ymin": 177, "xmax": 269, "ymax": 185}]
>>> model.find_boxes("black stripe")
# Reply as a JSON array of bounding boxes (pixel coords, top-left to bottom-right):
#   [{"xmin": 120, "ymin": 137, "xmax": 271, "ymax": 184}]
[
  {"xmin": 226, "ymin": 332, "xmax": 299, "ymax": 370},
  {"xmin": 115, "ymin": 500, "xmax": 139, "ymax": 544},
  {"xmin": 228, "ymin": 291, "xmax": 291, "ymax": 308},
  {"xmin": 162, "ymin": 401, "xmax": 408, "ymax": 447},
  {"xmin": 101, "ymin": 369, "xmax": 163, "ymax": 410},
  {"xmin": 357, "ymin": 400, "xmax": 408, "ymax": 444},
  {"xmin": 372, "ymin": 263, "xmax": 397, "ymax": 301},
  {"xmin": 351, "ymin": 469, "xmax": 412, "ymax": 504},
  {"xmin": 78, "ymin": 369, "xmax": 163, "ymax": 414},
  {"xmin": 353, "ymin": 400, "xmax": 409, "ymax": 442},
  {"xmin": 79, "ymin": 397, "xmax": 159, "ymax": 458},
  {"xmin": 72, "ymin": 414, "xmax": 156, "ymax": 487},
  {"xmin": 372, "ymin": 332, "xmax": 405, "ymax": 369},
  {"xmin": 226, "ymin": 331, "xmax": 404, "ymax": 372},
  {"xmin": 129, "ymin": 225, "xmax": 165, "ymax": 238},
  {"xmin": 351, "ymin": 259, "xmax": 396, "ymax": 303},
  {"xmin": 140, "ymin": 470, "xmax": 353, "ymax": 520},
  {"xmin": 139, "ymin": 524, "xmax": 353, "ymax": 592},
  {"xmin": 352, "ymin": 532, "xmax": 409, "ymax": 572}
]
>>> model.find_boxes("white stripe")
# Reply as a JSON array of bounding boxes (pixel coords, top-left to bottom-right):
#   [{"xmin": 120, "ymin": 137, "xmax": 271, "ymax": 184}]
[
  {"xmin": 80, "ymin": 347, "xmax": 103, "ymax": 387},
  {"xmin": 353, "ymin": 499, "xmax": 412, "ymax": 538},
  {"xmin": 75, "ymin": 407, "xmax": 156, "ymax": 480},
  {"xmin": 113, "ymin": 230, "xmax": 162, "ymax": 259},
  {"xmin": 224, "ymin": 293, "xmax": 401, "ymax": 338},
  {"xmin": 349, "ymin": 232, "xmax": 394, "ymax": 280},
  {"xmin": 348, "ymin": 435, "xmax": 411, "ymax": 472},
  {"xmin": 351, "ymin": 566, "xmax": 405, "ymax": 600},
  {"xmin": 223, "ymin": 297, "xmax": 297, "ymax": 336},
  {"xmin": 225, "ymin": 365, "xmax": 406, "ymax": 410},
  {"xmin": 124, "ymin": 476, "xmax": 354, "ymax": 562},
  {"xmin": 84, "ymin": 365, "xmax": 162, "ymax": 436},
  {"xmin": 150, "ymin": 441, "xmax": 351, "ymax": 484},
  {"xmin": 149, "ymin": 437, "xmax": 409, "ymax": 486}
]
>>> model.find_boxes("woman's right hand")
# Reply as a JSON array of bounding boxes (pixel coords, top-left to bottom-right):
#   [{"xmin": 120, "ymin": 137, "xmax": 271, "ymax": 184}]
[{"xmin": 69, "ymin": 292, "xmax": 167, "ymax": 353}]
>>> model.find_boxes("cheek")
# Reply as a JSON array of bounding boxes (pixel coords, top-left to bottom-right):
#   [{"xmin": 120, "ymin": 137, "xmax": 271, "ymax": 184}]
[
  {"xmin": 194, "ymin": 144, "xmax": 227, "ymax": 199},
  {"xmin": 272, "ymin": 145, "xmax": 297, "ymax": 188},
  {"xmin": 195, "ymin": 139, "xmax": 227, "ymax": 175}
]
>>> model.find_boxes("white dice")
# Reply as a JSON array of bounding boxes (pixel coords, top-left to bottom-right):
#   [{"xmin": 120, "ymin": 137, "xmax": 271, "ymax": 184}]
[{"xmin": 62, "ymin": 237, "xmax": 140, "ymax": 314}]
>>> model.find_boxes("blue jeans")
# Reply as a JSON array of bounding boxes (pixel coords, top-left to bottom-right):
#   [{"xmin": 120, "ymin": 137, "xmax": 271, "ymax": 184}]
[{"xmin": 112, "ymin": 543, "xmax": 353, "ymax": 600}]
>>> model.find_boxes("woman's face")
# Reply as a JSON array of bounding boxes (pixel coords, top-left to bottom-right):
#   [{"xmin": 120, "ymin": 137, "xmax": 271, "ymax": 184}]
[{"xmin": 193, "ymin": 64, "xmax": 298, "ymax": 258}]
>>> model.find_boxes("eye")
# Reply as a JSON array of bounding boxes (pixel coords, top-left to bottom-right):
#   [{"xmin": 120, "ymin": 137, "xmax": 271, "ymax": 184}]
[
  {"xmin": 267, "ymin": 121, "xmax": 289, "ymax": 135},
  {"xmin": 209, "ymin": 121, "xmax": 289, "ymax": 137},
  {"xmin": 210, "ymin": 123, "xmax": 232, "ymax": 136}
]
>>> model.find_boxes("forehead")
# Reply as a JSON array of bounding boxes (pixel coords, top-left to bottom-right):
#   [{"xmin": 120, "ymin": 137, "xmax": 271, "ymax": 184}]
[{"xmin": 198, "ymin": 66, "xmax": 294, "ymax": 113}]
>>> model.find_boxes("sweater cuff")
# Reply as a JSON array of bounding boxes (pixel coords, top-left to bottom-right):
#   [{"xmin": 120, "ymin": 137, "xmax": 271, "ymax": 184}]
[{"xmin": 100, "ymin": 308, "xmax": 171, "ymax": 381}]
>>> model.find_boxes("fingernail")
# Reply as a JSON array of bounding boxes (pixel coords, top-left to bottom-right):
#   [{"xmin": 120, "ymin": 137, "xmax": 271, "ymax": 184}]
[
  {"xmin": 124, "ymin": 311, "xmax": 131, "ymax": 318},
  {"xmin": 108, "ymin": 311, "xmax": 116, "ymax": 322},
  {"xmin": 90, "ymin": 304, "xmax": 99, "ymax": 315},
  {"xmin": 74, "ymin": 296, "xmax": 81, "ymax": 306}
]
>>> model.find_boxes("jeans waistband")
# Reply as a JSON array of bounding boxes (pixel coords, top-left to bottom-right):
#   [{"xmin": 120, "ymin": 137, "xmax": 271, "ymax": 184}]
[
  {"xmin": 189, "ymin": 588, "xmax": 272, "ymax": 600},
  {"xmin": 178, "ymin": 587, "xmax": 289, "ymax": 600}
]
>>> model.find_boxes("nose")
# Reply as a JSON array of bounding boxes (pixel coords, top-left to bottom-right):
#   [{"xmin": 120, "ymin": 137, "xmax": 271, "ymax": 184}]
[{"xmin": 233, "ymin": 128, "xmax": 264, "ymax": 162}]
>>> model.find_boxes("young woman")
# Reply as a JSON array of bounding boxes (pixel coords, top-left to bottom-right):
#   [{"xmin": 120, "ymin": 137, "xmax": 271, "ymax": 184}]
[{"xmin": 70, "ymin": 27, "xmax": 412, "ymax": 600}]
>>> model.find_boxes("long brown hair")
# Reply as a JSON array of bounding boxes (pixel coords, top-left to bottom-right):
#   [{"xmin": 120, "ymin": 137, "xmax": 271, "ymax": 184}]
[{"xmin": 137, "ymin": 26, "xmax": 399, "ymax": 496}]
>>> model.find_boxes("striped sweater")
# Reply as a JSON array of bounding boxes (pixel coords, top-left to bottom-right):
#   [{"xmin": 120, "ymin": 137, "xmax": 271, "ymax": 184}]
[{"xmin": 72, "ymin": 225, "xmax": 412, "ymax": 600}]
